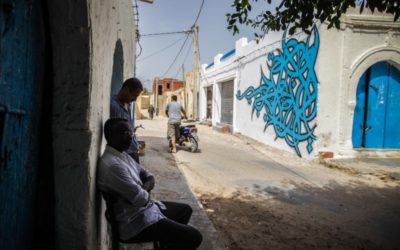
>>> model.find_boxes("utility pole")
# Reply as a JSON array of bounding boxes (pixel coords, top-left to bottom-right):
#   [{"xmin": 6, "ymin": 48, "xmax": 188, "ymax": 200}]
[
  {"xmin": 154, "ymin": 78, "xmax": 159, "ymax": 110},
  {"xmin": 182, "ymin": 64, "xmax": 188, "ymax": 113},
  {"xmin": 192, "ymin": 25, "xmax": 199, "ymax": 120}
]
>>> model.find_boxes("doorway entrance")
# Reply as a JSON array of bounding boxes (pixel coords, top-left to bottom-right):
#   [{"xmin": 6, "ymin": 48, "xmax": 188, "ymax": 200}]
[
  {"xmin": 220, "ymin": 80, "xmax": 234, "ymax": 125},
  {"xmin": 206, "ymin": 86, "xmax": 213, "ymax": 119},
  {"xmin": 352, "ymin": 62, "xmax": 400, "ymax": 148}
]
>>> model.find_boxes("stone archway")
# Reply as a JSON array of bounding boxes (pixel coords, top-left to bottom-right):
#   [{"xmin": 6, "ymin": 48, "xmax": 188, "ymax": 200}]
[{"xmin": 342, "ymin": 47, "xmax": 400, "ymax": 152}]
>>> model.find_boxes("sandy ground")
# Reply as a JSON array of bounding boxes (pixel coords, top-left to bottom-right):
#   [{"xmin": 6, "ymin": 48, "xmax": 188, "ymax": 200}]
[
  {"xmin": 199, "ymin": 184, "xmax": 400, "ymax": 250},
  {"xmin": 138, "ymin": 116, "xmax": 400, "ymax": 250}
]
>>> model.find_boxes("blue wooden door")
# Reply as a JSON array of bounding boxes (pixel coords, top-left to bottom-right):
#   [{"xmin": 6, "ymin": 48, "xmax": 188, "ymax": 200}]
[
  {"xmin": 352, "ymin": 62, "xmax": 400, "ymax": 148},
  {"xmin": 0, "ymin": 0, "xmax": 45, "ymax": 249},
  {"xmin": 384, "ymin": 64, "xmax": 400, "ymax": 147},
  {"xmin": 352, "ymin": 73, "xmax": 367, "ymax": 147}
]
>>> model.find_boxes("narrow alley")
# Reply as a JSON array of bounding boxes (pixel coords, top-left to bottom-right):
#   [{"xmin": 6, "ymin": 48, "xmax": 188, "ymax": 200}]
[{"xmin": 137, "ymin": 116, "xmax": 400, "ymax": 250}]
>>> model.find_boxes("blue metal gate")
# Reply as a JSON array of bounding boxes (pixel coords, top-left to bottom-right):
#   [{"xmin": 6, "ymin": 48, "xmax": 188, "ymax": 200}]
[
  {"xmin": 0, "ymin": 0, "xmax": 45, "ymax": 249},
  {"xmin": 352, "ymin": 62, "xmax": 400, "ymax": 148}
]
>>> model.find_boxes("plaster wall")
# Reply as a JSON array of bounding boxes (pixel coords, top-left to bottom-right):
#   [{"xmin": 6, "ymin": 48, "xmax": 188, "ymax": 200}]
[
  {"xmin": 47, "ymin": 0, "xmax": 136, "ymax": 249},
  {"xmin": 201, "ymin": 31, "xmax": 312, "ymax": 157},
  {"xmin": 200, "ymin": 9, "xmax": 400, "ymax": 159},
  {"xmin": 336, "ymin": 11, "xmax": 400, "ymax": 157}
]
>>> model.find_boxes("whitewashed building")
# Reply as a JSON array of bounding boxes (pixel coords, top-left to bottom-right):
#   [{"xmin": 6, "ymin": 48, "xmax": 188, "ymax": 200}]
[{"xmin": 199, "ymin": 9, "xmax": 400, "ymax": 159}]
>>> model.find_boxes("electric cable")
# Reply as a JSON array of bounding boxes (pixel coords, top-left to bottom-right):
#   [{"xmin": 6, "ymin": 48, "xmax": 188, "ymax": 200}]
[
  {"xmin": 161, "ymin": 33, "xmax": 191, "ymax": 77},
  {"xmin": 193, "ymin": 0, "xmax": 205, "ymax": 26},
  {"xmin": 174, "ymin": 37, "xmax": 193, "ymax": 78},
  {"xmin": 141, "ymin": 30, "xmax": 191, "ymax": 36},
  {"xmin": 137, "ymin": 35, "xmax": 187, "ymax": 62}
]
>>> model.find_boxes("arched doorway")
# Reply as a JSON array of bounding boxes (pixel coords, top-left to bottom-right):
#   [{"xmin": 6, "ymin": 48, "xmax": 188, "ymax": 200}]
[{"xmin": 352, "ymin": 62, "xmax": 400, "ymax": 148}]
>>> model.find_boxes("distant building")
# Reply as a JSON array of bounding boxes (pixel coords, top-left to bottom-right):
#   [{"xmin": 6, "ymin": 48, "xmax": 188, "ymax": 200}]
[
  {"xmin": 152, "ymin": 77, "xmax": 184, "ymax": 95},
  {"xmin": 152, "ymin": 78, "xmax": 185, "ymax": 116}
]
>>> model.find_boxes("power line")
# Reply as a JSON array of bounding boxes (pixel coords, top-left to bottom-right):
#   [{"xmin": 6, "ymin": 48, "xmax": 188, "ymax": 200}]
[
  {"xmin": 137, "ymin": 35, "xmax": 187, "ymax": 62},
  {"xmin": 193, "ymin": 0, "xmax": 205, "ymax": 26},
  {"xmin": 174, "ymin": 37, "xmax": 193, "ymax": 79},
  {"xmin": 141, "ymin": 30, "xmax": 191, "ymax": 36},
  {"xmin": 161, "ymin": 34, "xmax": 191, "ymax": 77}
]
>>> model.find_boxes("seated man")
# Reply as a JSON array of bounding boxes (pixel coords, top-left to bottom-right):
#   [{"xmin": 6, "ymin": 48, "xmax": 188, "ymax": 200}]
[{"xmin": 97, "ymin": 118, "xmax": 202, "ymax": 249}]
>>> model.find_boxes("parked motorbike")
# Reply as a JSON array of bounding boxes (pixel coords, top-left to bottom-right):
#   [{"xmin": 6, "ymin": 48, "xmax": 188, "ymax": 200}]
[{"xmin": 169, "ymin": 124, "xmax": 199, "ymax": 152}]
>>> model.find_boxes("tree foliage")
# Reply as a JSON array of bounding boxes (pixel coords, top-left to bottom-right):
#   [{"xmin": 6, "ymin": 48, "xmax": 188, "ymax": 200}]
[
  {"xmin": 142, "ymin": 87, "xmax": 150, "ymax": 95},
  {"xmin": 227, "ymin": 0, "xmax": 400, "ymax": 36}
]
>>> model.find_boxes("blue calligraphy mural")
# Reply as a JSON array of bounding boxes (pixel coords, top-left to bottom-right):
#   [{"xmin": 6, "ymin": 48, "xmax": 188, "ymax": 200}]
[{"xmin": 236, "ymin": 27, "xmax": 319, "ymax": 157}]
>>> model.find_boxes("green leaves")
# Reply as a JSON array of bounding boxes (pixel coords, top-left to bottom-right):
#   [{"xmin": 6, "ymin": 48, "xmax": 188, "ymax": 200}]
[{"xmin": 226, "ymin": 0, "xmax": 400, "ymax": 37}]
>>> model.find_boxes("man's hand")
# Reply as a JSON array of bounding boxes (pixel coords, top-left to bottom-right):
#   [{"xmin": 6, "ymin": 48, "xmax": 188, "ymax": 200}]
[{"xmin": 142, "ymin": 176, "xmax": 155, "ymax": 192}]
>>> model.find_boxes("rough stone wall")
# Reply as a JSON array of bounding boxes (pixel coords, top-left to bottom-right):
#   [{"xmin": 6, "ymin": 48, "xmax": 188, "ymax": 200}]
[
  {"xmin": 88, "ymin": 1, "xmax": 136, "ymax": 249},
  {"xmin": 47, "ymin": 0, "xmax": 136, "ymax": 249}
]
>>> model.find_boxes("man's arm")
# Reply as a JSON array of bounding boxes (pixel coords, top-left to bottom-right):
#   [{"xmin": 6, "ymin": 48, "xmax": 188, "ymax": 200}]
[
  {"xmin": 142, "ymin": 176, "xmax": 155, "ymax": 192},
  {"xmin": 165, "ymin": 104, "xmax": 169, "ymax": 117},
  {"xmin": 181, "ymin": 106, "xmax": 187, "ymax": 119},
  {"xmin": 105, "ymin": 164, "xmax": 150, "ymax": 207},
  {"xmin": 139, "ymin": 167, "xmax": 155, "ymax": 192}
]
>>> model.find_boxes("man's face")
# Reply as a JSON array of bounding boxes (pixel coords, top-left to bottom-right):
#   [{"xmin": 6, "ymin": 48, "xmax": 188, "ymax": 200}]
[
  {"xmin": 111, "ymin": 122, "xmax": 132, "ymax": 151},
  {"xmin": 126, "ymin": 87, "xmax": 143, "ymax": 103}
]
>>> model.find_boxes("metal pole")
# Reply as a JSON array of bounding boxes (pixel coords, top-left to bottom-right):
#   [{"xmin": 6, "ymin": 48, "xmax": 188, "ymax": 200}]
[
  {"xmin": 192, "ymin": 25, "xmax": 199, "ymax": 120},
  {"xmin": 182, "ymin": 64, "xmax": 188, "ymax": 113}
]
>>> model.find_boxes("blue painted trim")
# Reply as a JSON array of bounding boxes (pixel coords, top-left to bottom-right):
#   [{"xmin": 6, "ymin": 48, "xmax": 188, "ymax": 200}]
[
  {"xmin": 221, "ymin": 49, "xmax": 236, "ymax": 61},
  {"xmin": 205, "ymin": 62, "xmax": 214, "ymax": 69},
  {"xmin": 205, "ymin": 49, "xmax": 235, "ymax": 70}
]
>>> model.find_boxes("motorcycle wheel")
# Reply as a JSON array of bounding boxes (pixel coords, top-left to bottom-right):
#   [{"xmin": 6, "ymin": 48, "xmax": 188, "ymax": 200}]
[{"xmin": 188, "ymin": 136, "xmax": 198, "ymax": 152}]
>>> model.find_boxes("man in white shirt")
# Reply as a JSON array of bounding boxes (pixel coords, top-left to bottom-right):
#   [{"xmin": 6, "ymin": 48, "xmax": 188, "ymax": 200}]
[
  {"xmin": 165, "ymin": 95, "xmax": 187, "ymax": 153},
  {"xmin": 97, "ymin": 118, "xmax": 202, "ymax": 249}
]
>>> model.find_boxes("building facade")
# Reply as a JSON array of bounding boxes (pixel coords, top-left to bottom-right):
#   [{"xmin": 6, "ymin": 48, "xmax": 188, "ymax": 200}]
[
  {"xmin": 152, "ymin": 78, "xmax": 184, "ymax": 96},
  {"xmin": 200, "ymin": 9, "xmax": 400, "ymax": 160},
  {"xmin": 152, "ymin": 78, "xmax": 185, "ymax": 117},
  {"xmin": 0, "ymin": 0, "xmax": 139, "ymax": 249}
]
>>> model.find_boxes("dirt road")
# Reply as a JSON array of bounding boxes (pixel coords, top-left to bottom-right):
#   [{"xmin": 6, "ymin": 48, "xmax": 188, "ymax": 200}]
[{"xmin": 138, "ymin": 117, "xmax": 400, "ymax": 250}]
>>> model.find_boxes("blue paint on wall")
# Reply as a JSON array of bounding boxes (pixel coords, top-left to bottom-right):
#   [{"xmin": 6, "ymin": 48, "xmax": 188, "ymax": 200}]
[
  {"xmin": 205, "ymin": 62, "xmax": 214, "ymax": 69},
  {"xmin": 236, "ymin": 26, "xmax": 320, "ymax": 157},
  {"xmin": 221, "ymin": 48, "xmax": 236, "ymax": 61}
]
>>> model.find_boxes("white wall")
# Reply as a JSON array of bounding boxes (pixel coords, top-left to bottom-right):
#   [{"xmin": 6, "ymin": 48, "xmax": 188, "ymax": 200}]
[
  {"xmin": 48, "ymin": 0, "xmax": 136, "ymax": 249},
  {"xmin": 200, "ymin": 8, "xmax": 400, "ymax": 160}
]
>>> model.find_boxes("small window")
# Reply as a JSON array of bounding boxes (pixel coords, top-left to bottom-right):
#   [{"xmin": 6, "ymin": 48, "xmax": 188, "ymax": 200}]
[
  {"xmin": 167, "ymin": 83, "xmax": 170, "ymax": 89},
  {"xmin": 158, "ymin": 85, "xmax": 163, "ymax": 95}
]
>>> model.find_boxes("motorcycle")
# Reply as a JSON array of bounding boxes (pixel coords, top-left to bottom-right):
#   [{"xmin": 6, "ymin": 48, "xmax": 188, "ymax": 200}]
[{"xmin": 169, "ymin": 124, "xmax": 199, "ymax": 152}]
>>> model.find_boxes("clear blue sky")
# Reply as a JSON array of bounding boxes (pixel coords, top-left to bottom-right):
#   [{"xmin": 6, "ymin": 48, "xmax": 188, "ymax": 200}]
[{"xmin": 136, "ymin": 0, "xmax": 275, "ymax": 90}]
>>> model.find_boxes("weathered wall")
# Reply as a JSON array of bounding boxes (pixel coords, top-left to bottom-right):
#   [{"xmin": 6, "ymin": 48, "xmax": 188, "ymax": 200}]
[
  {"xmin": 200, "ymin": 8, "xmax": 400, "ymax": 159},
  {"xmin": 332, "ymin": 9, "xmax": 400, "ymax": 157},
  {"xmin": 47, "ymin": 0, "xmax": 136, "ymax": 249}
]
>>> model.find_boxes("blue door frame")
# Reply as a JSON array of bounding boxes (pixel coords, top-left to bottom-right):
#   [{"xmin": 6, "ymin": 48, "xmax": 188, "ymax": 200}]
[{"xmin": 352, "ymin": 62, "xmax": 400, "ymax": 148}]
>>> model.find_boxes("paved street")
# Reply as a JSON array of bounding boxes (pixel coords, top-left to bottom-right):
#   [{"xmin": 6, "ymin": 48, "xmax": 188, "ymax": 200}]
[{"xmin": 136, "ymin": 116, "xmax": 400, "ymax": 250}]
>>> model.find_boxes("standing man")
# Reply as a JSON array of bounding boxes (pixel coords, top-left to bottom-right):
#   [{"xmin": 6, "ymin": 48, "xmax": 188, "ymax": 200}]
[
  {"xmin": 165, "ymin": 95, "xmax": 187, "ymax": 153},
  {"xmin": 148, "ymin": 105, "xmax": 155, "ymax": 120},
  {"xmin": 110, "ymin": 77, "xmax": 143, "ymax": 163}
]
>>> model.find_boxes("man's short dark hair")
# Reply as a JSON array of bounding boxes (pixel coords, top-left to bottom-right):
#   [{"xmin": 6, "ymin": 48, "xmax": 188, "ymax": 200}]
[
  {"xmin": 122, "ymin": 77, "xmax": 143, "ymax": 91},
  {"xmin": 171, "ymin": 95, "xmax": 177, "ymax": 101},
  {"xmin": 104, "ymin": 118, "xmax": 128, "ymax": 142}
]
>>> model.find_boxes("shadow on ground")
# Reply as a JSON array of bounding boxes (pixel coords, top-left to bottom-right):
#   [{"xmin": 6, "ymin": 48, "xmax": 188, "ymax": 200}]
[
  {"xmin": 201, "ymin": 181, "xmax": 400, "ymax": 250},
  {"xmin": 138, "ymin": 135, "xmax": 225, "ymax": 250}
]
